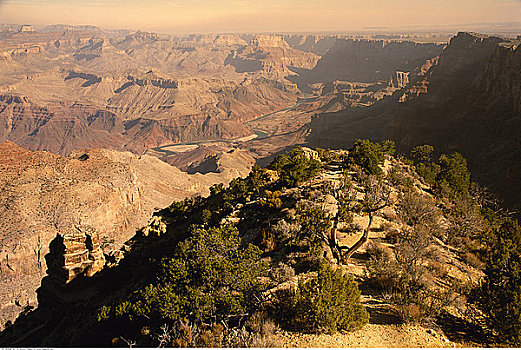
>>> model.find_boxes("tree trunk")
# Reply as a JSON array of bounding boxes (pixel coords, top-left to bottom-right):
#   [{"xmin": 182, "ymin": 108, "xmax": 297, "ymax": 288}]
[
  {"xmin": 341, "ymin": 212, "xmax": 374, "ymax": 262},
  {"xmin": 328, "ymin": 214, "xmax": 343, "ymax": 263}
]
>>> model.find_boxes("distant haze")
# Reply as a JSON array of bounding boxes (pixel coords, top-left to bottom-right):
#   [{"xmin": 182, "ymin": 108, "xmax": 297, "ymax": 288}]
[{"xmin": 1, "ymin": 0, "xmax": 520, "ymax": 33}]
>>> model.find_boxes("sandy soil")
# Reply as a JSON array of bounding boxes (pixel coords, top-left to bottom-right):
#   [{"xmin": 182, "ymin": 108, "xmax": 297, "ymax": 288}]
[
  {"xmin": 275, "ymin": 323, "xmax": 459, "ymax": 348},
  {"xmin": 160, "ymin": 144, "xmax": 200, "ymax": 153}
]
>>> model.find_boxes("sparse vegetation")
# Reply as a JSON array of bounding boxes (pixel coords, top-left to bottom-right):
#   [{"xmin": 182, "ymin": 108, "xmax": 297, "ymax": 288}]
[
  {"xmin": 339, "ymin": 174, "xmax": 392, "ymax": 262},
  {"xmin": 270, "ymin": 262, "xmax": 295, "ymax": 283},
  {"xmin": 4, "ymin": 145, "xmax": 515, "ymax": 347},
  {"xmin": 278, "ymin": 261, "xmax": 368, "ymax": 333},
  {"xmin": 269, "ymin": 146, "xmax": 321, "ymax": 187},
  {"xmin": 473, "ymin": 219, "xmax": 521, "ymax": 345},
  {"xmin": 366, "ymin": 230, "xmax": 458, "ymax": 323},
  {"xmin": 347, "ymin": 139, "xmax": 395, "ymax": 175},
  {"xmin": 366, "ymin": 187, "xmax": 463, "ymax": 323}
]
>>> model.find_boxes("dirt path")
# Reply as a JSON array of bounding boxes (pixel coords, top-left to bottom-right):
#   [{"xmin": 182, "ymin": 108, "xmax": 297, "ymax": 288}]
[{"xmin": 275, "ymin": 323, "xmax": 459, "ymax": 348}]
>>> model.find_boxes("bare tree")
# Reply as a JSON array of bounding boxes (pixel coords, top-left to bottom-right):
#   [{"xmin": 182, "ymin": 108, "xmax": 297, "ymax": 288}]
[
  {"xmin": 340, "ymin": 175, "xmax": 391, "ymax": 261},
  {"xmin": 397, "ymin": 190, "xmax": 440, "ymax": 228},
  {"xmin": 157, "ymin": 324, "xmax": 173, "ymax": 348},
  {"xmin": 330, "ymin": 174, "xmax": 392, "ymax": 264},
  {"xmin": 120, "ymin": 337, "xmax": 136, "ymax": 348}
]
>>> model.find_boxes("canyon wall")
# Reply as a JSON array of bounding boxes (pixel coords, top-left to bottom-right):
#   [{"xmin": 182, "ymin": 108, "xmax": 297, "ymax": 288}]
[
  {"xmin": 308, "ymin": 32, "xmax": 521, "ymax": 207},
  {"xmin": 293, "ymin": 38, "xmax": 444, "ymax": 86},
  {"xmin": 0, "ymin": 141, "xmax": 253, "ymax": 327},
  {"xmin": 388, "ymin": 32, "xmax": 521, "ymax": 206},
  {"xmin": 0, "ymin": 31, "xmax": 306, "ymax": 157}
]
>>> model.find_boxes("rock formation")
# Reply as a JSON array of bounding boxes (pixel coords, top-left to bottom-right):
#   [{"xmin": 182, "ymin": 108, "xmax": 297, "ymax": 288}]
[
  {"xmin": 19, "ymin": 25, "xmax": 35, "ymax": 33},
  {"xmin": 307, "ymin": 32, "xmax": 521, "ymax": 208},
  {"xmin": 0, "ymin": 71, "xmax": 298, "ymax": 155},
  {"xmin": 0, "ymin": 28, "xmax": 450, "ymax": 166},
  {"xmin": 225, "ymin": 34, "xmax": 320, "ymax": 75},
  {"xmin": 46, "ymin": 226, "xmax": 105, "ymax": 285},
  {"xmin": 291, "ymin": 38, "xmax": 444, "ymax": 86},
  {"xmin": 389, "ymin": 71, "xmax": 409, "ymax": 89},
  {"xmin": 0, "ymin": 30, "xmax": 305, "ymax": 157},
  {"xmin": 0, "ymin": 141, "xmax": 253, "ymax": 326}
]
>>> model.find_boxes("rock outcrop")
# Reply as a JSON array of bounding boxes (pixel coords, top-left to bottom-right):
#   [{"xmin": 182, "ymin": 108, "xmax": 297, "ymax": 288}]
[
  {"xmin": 19, "ymin": 25, "xmax": 35, "ymax": 33},
  {"xmin": 225, "ymin": 34, "xmax": 320, "ymax": 75},
  {"xmin": 0, "ymin": 141, "xmax": 253, "ymax": 326},
  {"xmin": 46, "ymin": 226, "xmax": 105, "ymax": 285},
  {"xmin": 389, "ymin": 71, "xmax": 409, "ymax": 89},
  {"xmin": 283, "ymin": 34, "xmax": 339, "ymax": 55}
]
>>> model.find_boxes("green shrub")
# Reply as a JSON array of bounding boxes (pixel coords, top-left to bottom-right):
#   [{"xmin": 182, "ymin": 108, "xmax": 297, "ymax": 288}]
[
  {"xmin": 316, "ymin": 148, "xmax": 342, "ymax": 163},
  {"xmin": 99, "ymin": 224, "xmax": 266, "ymax": 324},
  {"xmin": 280, "ymin": 262, "xmax": 368, "ymax": 333},
  {"xmin": 409, "ymin": 146, "xmax": 472, "ymax": 198},
  {"xmin": 387, "ymin": 166, "xmax": 413, "ymax": 188},
  {"xmin": 411, "ymin": 144, "xmax": 435, "ymax": 163},
  {"xmin": 347, "ymin": 139, "xmax": 395, "ymax": 175},
  {"xmin": 435, "ymin": 152, "xmax": 471, "ymax": 197},
  {"xmin": 415, "ymin": 162, "xmax": 441, "ymax": 185},
  {"xmin": 380, "ymin": 140, "xmax": 396, "ymax": 156},
  {"xmin": 410, "ymin": 145, "xmax": 440, "ymax": 185},
  {"xmin": 258, "ymin": 190, "xmax": 283, "ymax": 209},
  {"xmin": 297, "ymin": 206, "xmax": 332, "ymax": 249},
  {"xmin": 269, "ymin": 147, "xmax": 321, "ymax": 187},
  {"xmin": 473, "ymin": 219, "xmax": 521, "ymax": 345},
  {"xmin": 348, "ymin": 140, "xmax": 384, "ymax": 175}
]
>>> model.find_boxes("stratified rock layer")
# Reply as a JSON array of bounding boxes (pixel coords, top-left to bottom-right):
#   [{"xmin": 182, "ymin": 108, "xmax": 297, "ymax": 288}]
[
  {"xmin": 45, "ymin": 226, "xmax": 106, "ymax": 285},
  {"xmin": 308, "ymin": 32, "xmax": 521, "ymax": 207},
  {"xmin": 0, "ymin": 141, "xmax": 253, "ymax": 326},
  {"xmin": 292, "ymin": 38, "xmax": 444, "ymax": 85}
]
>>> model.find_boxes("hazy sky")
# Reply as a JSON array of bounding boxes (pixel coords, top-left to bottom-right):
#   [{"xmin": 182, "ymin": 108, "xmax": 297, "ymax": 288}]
[{"xmin": 1, "ymin": 0, "xmax": 520, "ymax": 33}]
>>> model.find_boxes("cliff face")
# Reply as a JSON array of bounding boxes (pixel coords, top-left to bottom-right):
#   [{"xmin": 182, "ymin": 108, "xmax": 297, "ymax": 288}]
[
  {"xmin": 396, "ymin": 32, "xmax": 505, "ymax": 106},
  {"xmin": 0, "ymin": 141, "xmax": 253, "ymax": 326},
  {"xmin": 0, "ymin": 95, "xmax": 127, "ymax": 155},
  {"xmin": 295, "ymin": 38, "xmax": 444, "ymax": 85},
  {"xmin": 475, "ymin": 40, "xmax": 521, "ymax": 115},
  {"xmin": 308, "ymin": 32, "xmax": 521, "ymax": 207},
  {"xmin": 225, "ymin": 34, "xmax": 320, "ymax": 75},
  {"xmin": 283, "ymin": 34, "xmax": 338, "ymax": 55},
  {"xmin": 387, "ymin": 33, "xmax": 521, "ymax": 206}
]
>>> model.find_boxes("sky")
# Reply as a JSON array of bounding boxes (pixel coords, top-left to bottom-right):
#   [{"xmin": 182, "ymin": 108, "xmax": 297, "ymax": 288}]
[{"xmin": 0, "ymin": 0, "xmax": 520, "ymax": 33}]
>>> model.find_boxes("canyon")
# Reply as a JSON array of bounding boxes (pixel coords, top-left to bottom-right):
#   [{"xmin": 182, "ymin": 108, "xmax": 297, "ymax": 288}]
[
  {"xmin": 308, "ymin": 32, "xmax": 521, "ymax": 207},
  {"xmin": 1, "ymin": 24, "xmax": 521, "ymax": 339},
  {"xmin": 0, "ymin": 26, "xmax": 448, "ymax": 327},
  {"xmin": 0, "ymin": 27, "xmax": 445, "ymax": 161}
]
